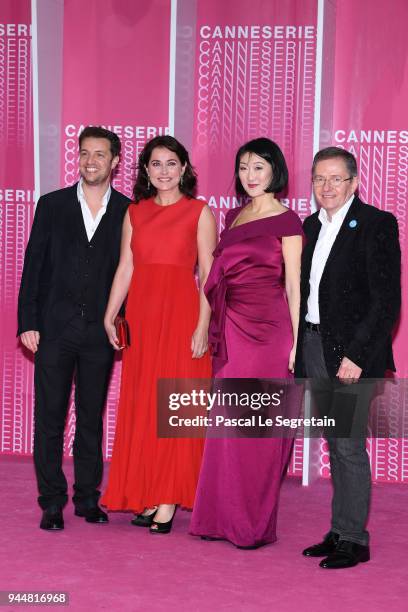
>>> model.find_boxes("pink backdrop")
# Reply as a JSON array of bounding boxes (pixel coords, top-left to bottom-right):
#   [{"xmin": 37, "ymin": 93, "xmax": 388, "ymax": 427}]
[
  {"xmin": 192, "ymin": 0, "xmax": 318, "ymax": 229},
  {"xmin": 189, "ymin": 0, "xmax": 318, "ymax": 479},
  {"xmin": 318, "ymin": 0, "xmax": 408, "ymax": 482},
  {"xmin": 0, "ymin": 0, "xmax": 407, "ymax": 483},
  {"xmin": 0, "ymin": 0, "xmax": 35, "ymax": 454},
  {"xmin": 59, "ymin": 0, "xmax": 171, "ymax": 460}
]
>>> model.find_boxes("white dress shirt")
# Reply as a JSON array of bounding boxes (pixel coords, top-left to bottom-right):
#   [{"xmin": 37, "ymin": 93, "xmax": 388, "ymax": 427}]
[
  {"xmin": 77, "ymin": 178, "xmax": 111, "ymax": 242},
  {"xmin": 306, "ymin": 195, "xmax": 355, "ymax": 323}
]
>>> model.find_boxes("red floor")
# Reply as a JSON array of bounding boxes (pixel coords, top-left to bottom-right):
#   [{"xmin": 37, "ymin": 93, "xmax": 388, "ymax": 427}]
[{"xmin": 0, "ymin": 455, "xmax": 407, "ymax": 611}]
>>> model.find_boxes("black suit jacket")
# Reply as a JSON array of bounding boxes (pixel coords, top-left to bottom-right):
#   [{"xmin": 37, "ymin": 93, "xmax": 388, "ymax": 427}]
[
  {"xmin": 295, "ymin": 196, "xmax": 401, "ymax": 378},
  {"xmin": 18, "ymin": 184, "xmax": 131, "ymax": 340}
]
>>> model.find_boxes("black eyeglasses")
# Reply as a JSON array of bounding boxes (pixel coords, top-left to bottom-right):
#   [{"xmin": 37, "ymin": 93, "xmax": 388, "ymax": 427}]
[{"xmin": 312, "ymin": 176, "xmax": 353, "ymax": 187}]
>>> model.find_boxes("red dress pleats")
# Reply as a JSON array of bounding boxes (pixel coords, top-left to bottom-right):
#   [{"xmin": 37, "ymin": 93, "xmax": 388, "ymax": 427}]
[{"xmin": 102, "ymin": 198, "xmax": 210, "ymax": 511}]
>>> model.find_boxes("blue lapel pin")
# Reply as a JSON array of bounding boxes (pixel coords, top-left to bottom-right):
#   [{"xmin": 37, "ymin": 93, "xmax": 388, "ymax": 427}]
[{"xmin": 349, "ymin": 219, "xmax": 357, "ymax": 228}]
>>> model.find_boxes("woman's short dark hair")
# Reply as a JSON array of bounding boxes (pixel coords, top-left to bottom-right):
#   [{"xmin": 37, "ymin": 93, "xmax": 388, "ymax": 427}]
[
  {"xmin": 78, "ymin": 126, "xmax": 121, "ymax": 158},
  {"xmin": 133, "ymin": 135, "xmax": 197, "ymax": 202},
  {"xmin": 235, "ymin": 138, "xmax": 288, "ymax": 195},
  {"xmin": 312, "ymin": 147, "xmax": 358, "ymax": 177}
]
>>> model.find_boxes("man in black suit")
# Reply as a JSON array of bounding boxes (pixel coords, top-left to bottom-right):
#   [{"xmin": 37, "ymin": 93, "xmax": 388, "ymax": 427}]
[
  {"xmin": 18, "ymin": 126, "xmax": 131, "ymax": 530},
  {"xmin": 295, "ymin": 147, "xmax": 401, "ymax": 568}
]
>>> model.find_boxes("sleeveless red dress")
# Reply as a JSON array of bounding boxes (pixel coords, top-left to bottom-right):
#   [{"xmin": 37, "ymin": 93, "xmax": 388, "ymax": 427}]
[{"xmin": 102, "ymin": 197, "xmax": 211, "ymax": 511}]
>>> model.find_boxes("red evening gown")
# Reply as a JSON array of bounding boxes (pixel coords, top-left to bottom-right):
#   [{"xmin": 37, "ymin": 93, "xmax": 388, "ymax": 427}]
[{"xmin": 102, "ymin": 197, "xmax": 211, "ymax": 512}]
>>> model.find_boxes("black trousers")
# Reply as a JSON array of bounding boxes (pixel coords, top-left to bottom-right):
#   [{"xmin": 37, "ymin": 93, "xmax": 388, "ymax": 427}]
[
  {"xmin": 303, "ymin": 328, "xmax": 372, "ymax": 546},
  {"xmin": 33, "ymin": 316, "xmax": 114, "ymax": 510}
]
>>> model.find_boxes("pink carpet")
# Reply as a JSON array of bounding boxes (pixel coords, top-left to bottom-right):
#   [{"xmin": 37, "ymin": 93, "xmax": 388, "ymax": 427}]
[{"xmin": 0, "ymin": 455, "xmax": 406, "ymax": 611}]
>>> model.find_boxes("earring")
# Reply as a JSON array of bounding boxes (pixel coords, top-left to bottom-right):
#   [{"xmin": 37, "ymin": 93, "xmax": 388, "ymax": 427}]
[
  {"xmin": 147, "ymin": 175, "xmax": 150, "ymax": 189},
  {"xmin": 180, "ymin": 175, "xmax": 184, "ymax": 187}
]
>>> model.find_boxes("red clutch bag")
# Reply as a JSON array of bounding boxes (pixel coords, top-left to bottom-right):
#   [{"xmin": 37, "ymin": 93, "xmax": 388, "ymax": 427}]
[{"xmin": 114, "ymin": 316, "xmax": 130, "ymax": 350}]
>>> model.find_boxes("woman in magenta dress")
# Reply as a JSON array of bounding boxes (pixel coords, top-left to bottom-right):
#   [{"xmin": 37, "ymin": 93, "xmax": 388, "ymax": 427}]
[{"xmin": 190, "ymin": 138, "xmax": 303, "ymax": 548}]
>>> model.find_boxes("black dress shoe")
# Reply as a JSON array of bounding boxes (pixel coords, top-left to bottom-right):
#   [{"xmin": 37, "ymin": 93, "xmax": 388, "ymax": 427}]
[
  {"xmin": 74, "ymin": 506, "xmax": 108, "ymax": 523},
  {"xmin": 302, "ymin": 531, "xmax": 339, "ymax": 557},
  {"xmin": 131, "ymin": 510, "xmax": 157, "ymax": 527},
  {"xmin": 320, "ymin": 540, "xmax": 370, "ymax": 569},
  {"xmin": 40, "ymin": 506, "xmax": 64, "ymax": 531},
  {"xmin": 150, "ymin": 507, "xmax": 177, "ymax": 535}
]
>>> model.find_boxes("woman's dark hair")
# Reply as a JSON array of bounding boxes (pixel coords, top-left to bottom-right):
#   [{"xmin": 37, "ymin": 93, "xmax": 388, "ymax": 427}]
[
  {"xmin": 234, "ymin": 137, "xmax": 288, "ymax": 195},
  {"xmin": 133, "ymin": 135, "xmax": 197, "ymax": 202}
]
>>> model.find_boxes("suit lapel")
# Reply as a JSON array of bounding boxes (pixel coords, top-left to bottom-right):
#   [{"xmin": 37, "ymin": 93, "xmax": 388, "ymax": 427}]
[
  {"xmin": 322, "ymin": 197, "xmax": 361, "ymax": 272},
  {"xmin": 88, "ymin": 188, "xmax": 119, "ymax": 246},
  {"xmin": 63, "ymin": 184, "xmax": 88, "ymax": 244},
  {"xmin": 303, "ymin": 215, "xmax": 322, "ymax": 280}
]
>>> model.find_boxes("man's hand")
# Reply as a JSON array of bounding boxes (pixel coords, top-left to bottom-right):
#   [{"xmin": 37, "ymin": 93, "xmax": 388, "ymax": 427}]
[
  {"xmin": 20, "ymin": 330, "xmax": 40, "ymax": 353},
  {"xmin": 336, "ymin": 356, "xmax": 362, "ymax": 384}
]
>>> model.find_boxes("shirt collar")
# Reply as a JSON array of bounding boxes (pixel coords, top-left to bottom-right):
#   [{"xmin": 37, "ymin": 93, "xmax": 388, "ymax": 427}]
[
  {"xmin": 77, "ymin": 178, "xmax": 111, "ymax": 209},
  {"xmin": 318, "ymin": 193, "xmax": 355, "ymax": 227}
]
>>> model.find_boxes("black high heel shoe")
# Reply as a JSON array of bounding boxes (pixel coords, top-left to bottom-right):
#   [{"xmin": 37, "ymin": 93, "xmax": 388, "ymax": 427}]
[
  {"xmin": 131, "ymin": 508, "xmax": 157, "ymax": 527},
  {"xmin": 149, "ymin": 506, "xmax": 177, "ymax": 535}
]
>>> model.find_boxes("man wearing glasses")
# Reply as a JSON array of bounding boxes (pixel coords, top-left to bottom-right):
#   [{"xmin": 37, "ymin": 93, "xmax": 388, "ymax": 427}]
[{"xmin": 295, "ymin": 147, "xmax": 401, "ymax": 568}]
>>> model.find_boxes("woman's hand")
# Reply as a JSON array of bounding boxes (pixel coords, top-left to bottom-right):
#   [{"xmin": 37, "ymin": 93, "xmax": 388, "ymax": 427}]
[
  {"xmin": 191, "ymin": 325, "xmax": 208, "ymax": 358},
  {"xmin": 288, "ymin": 345, "xmax": 296, "ymax": 374},
  {"xmin": 104, "ymin": 318, "xmax": 120, "ymax": 350}
]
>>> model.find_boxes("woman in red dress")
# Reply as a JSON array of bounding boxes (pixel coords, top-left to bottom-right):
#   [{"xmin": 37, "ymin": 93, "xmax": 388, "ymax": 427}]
[{"xmin": 101, "ymin": 136, "xmax": 216, "ymax": 533}]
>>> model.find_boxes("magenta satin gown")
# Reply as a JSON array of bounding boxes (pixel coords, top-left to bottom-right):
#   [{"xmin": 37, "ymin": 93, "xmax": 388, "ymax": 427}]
[{"xmin": 190, "ymin": 206, "xmax": 303, "ymax": 548}]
